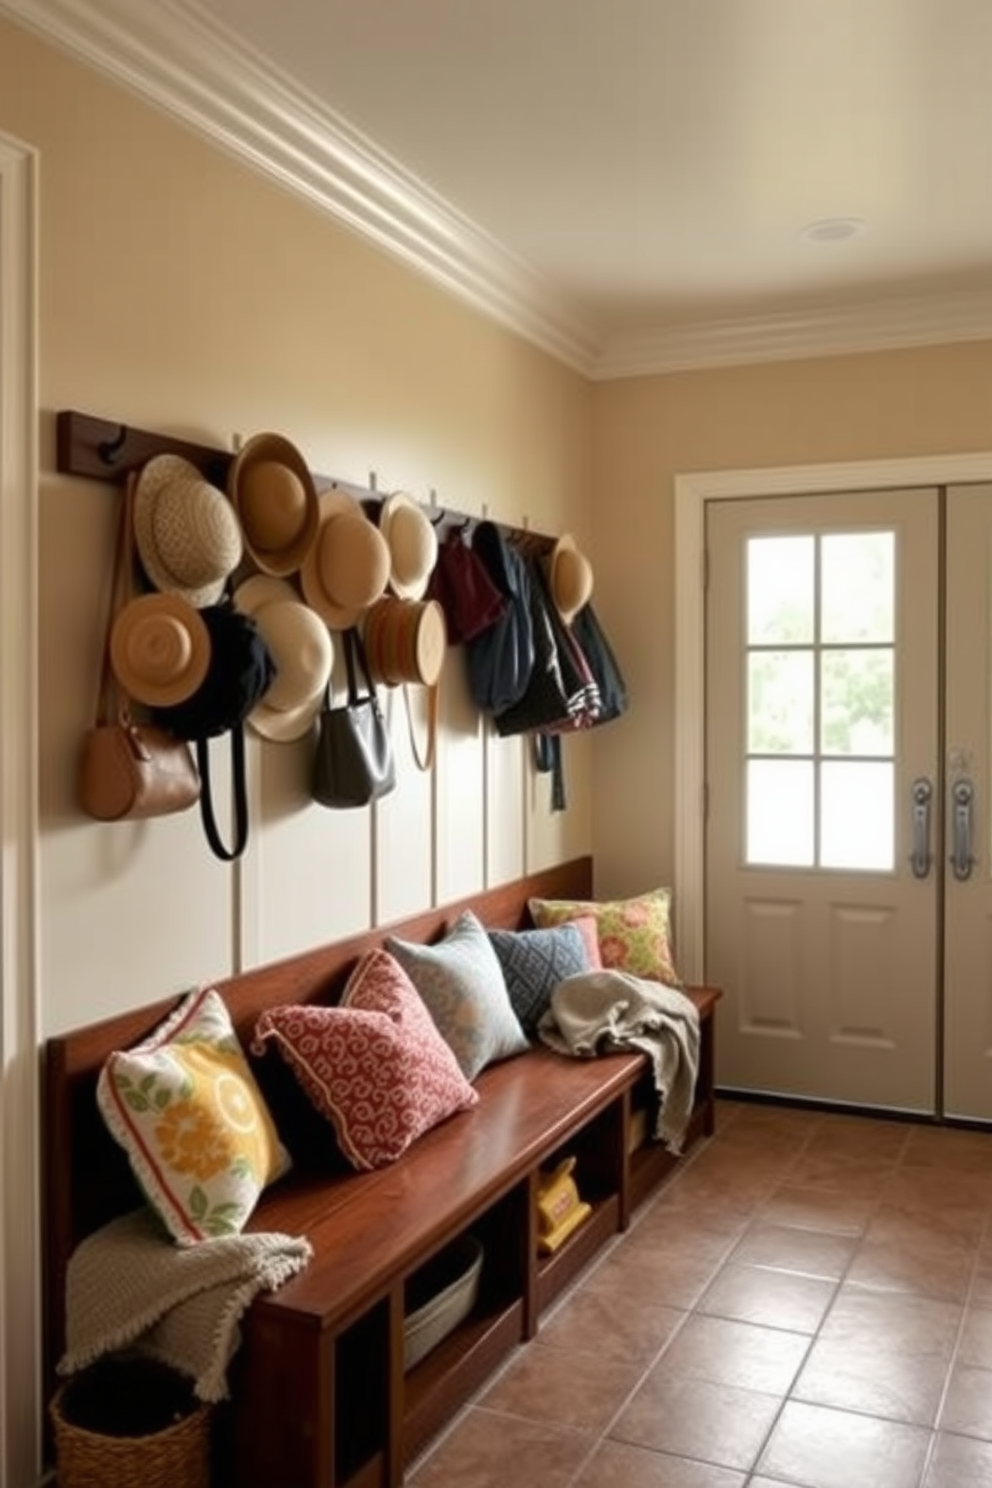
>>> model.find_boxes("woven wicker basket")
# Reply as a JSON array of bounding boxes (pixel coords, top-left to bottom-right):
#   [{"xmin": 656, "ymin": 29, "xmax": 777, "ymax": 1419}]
[{"xmin": 50, "ymin": 1361, "xmax": 211, "ymax": 1488}]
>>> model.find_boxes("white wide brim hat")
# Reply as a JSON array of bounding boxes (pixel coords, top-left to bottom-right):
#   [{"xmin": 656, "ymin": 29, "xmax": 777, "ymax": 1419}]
[
  {"xmin": 134, "ymin": 454, "xmax": 244, "ymax": 608},
  {"xmin": 109, "ymin": 592, "xmax": 212, "ymax": 707},
  {"xmin": 379, "ymin": 491, "xmax": 438, "ymax": 601},
  {"xmin": 300, "ymin": 491, "xmax": 391, "ymax": 630},
  {"xmin": 227, "ymin": 433, "xmax": 320, "ymax": 578},
  {"xmin": 234, "ymin": 576, "xmax": 334, "ymax": 741},
  {"xmin": 549, "ymin": 533, "xmax": 594, "ymax": 624}
]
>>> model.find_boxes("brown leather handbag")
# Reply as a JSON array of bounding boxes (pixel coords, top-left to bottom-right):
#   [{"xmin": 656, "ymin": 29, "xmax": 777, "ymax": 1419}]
[{"xmin": 78, "ymin": 475, "xmax": 201, "ymax": 822}]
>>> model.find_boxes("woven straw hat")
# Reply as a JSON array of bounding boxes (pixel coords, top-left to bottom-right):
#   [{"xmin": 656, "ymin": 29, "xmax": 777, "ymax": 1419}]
[
  {"xmin": 233, "ymin": 576, "xmax": 333, "ymax": 742},
  {"xmin": 379, "ymin": 492, "xmax": 438, "ymax": 601},
  {"xmin": 227, "ymin": 433, "xmax": 320, "ymax": 578},
  {"xmin": 549, "ymin": 533, "xmax": 594, "ymax": 624},
  {"xmin": 133, "ymin": 454, "xmax": 243, "ymax": 608},
  {"xmin": 300, "ymin": 491, "xmax": 391, "ymax": 631},
  {"xmin": 110, "ymin": 592, "xmax": 212, "ymax": 707},
  {"xmin": 363, "ymin": 596, "xmax": 446, "ymax": 688}
]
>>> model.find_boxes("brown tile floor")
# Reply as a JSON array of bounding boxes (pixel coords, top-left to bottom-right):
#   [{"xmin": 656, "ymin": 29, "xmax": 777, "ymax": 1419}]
[{"xmin": 407, "ymin": 1098, "xmax": 992, "ymax": 1488}]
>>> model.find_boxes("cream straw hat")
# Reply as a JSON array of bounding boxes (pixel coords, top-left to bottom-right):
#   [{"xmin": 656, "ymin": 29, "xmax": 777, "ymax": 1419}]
[
  {"xmin": 233, "ymin": 576, "xmax": 333, "ymax": 742},
  {"xmin": 133, "ymin": 454, "xmax": 243, "ymax": 608}
]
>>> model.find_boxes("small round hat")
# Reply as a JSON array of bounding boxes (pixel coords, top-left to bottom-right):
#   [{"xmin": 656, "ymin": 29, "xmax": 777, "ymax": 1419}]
[
  {"xmin": 379, "ymin": 492, "xmax": 438, "ymax": 601},
  {"xmin": 549, "ymin": 533, "xmax": 594, "ymax": 624},
  {"xmin": 110, "ymin": 592, "xmax": 212, "ymax": 707},
  {"xmin": 300, "ymin": 491, "xmax": 391, "ymax": 630},
  {"xmin": 227, "ymin": 433, "xmax": 320, "ymax": 578}
]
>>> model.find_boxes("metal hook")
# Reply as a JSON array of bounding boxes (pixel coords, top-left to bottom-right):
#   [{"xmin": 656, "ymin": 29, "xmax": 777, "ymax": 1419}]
[{"xmin": 98, "ymin": 425, "xmax": 128, "ymax": 465}]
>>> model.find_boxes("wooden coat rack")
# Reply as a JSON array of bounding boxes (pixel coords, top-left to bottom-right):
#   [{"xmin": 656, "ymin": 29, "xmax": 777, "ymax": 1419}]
[{"xmin": 55, "ymin": 409, "xmax": 553, "ymax": 549}]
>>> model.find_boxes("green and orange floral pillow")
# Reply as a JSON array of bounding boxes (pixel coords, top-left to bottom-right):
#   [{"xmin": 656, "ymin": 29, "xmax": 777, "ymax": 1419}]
[
  {"xmin": 528, "ymin": 887, "xmax": 681, "ymax": 988},
  {"xmin": 97, "ymin": 986, "xmax": 290, "ymax": 1244}
]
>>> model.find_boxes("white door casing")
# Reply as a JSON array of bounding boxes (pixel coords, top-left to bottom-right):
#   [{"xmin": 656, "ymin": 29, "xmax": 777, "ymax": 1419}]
[
  {"xmin": 942, "ymin": 484, "xmax": 992, "ymax": 1120},
  {"xmin": 675, "ymin": 452, "xmax": 992, "ymax": 990},
  {"xmin": 0, "ymin": 132, "xmax": 42, "ymax": 1488}
]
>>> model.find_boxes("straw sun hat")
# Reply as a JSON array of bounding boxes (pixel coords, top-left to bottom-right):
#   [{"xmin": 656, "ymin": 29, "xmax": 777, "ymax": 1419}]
[
  {"xmin": 548, "ymin": 533, "xmax": 594, "ymax": 624},
  {"xmin": 300, "ymin": 491, "xmax": 391, "ymax": 631},
  {"xmin": 233, "ymin": 576, "xmax": 334, "ymax": 742},
  {"xmin": 110, "ymin": 592, "xmax": 212, "ymax": 708},
  {"xmin": 227, "ymin": 433, "xmax": 320, "ymax": 578},
  {"xmin": 378, "ymin": 492, "xmax": 438, "ymax": 601},
  {"xmin": 133, "ymin": 454, "xmax": 243, "ymax": 608}
]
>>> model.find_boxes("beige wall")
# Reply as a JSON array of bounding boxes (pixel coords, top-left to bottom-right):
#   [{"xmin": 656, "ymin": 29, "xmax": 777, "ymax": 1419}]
[
  {"xmin": 0, "ymin": 18, "xmax": 594, "ymax": 1040},
  {"xmin": 590, "ymin": 342, "xmax": 992, "ymax": 901}
]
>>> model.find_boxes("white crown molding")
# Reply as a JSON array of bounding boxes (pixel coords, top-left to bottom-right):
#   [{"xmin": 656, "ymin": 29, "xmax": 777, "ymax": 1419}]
[
  {"xmin": 5, "ymin": 0, "xmax": 992, "ymax": 381},
  {"xmin": 596, "ymin": 287, "xmax": 992, "ymax": 379},
  {"xmin": 0, "ymin": 0, "xmax": 602, "ymax": 374}
]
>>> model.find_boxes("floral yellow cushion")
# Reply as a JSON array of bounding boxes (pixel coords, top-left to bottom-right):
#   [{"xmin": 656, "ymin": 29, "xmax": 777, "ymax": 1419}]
[
  {"xmin": 96, "ymin": 986, "xmax": 290, "ymax": 1244},
  {"xmin": 528, "ymin": 887, "xmax": 681, "ymax": 987}
]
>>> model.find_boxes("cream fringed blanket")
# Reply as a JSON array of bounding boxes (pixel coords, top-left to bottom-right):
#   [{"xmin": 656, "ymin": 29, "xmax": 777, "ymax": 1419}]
[
  {"xmin": 58, "ymin": 1207, "xmax": 313, "ymax": 1401},
  {"xmin": 538, "ymin": 971, "xmax": 700, "ymax": 1153}
]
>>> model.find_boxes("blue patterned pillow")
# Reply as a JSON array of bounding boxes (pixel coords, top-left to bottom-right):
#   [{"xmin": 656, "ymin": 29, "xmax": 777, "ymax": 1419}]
[
  {"xmin": 386, "ymin": 911, "xmax": 529, "ymax": 1080},
  {"xmin": 487, "ymin": 922, "xmax": 593, "ymax": 1034}
]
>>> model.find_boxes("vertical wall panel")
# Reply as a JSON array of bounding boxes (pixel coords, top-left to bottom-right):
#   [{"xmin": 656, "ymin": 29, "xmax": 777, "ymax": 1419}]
[
  {"xmin": 435, "ymin": 660, "xmax": 485, "ymax": 903},
  {"xmin": 487, "ymin": 727, "xmax": 526, "ymax": 888},
  {"xmin": 375, "ymin": 687, "xmax": 433, "ymax": 924}
]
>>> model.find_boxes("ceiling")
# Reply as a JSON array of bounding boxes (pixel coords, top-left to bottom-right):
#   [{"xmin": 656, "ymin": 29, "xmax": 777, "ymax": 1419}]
[{"xmin": 8, "ymin": 0, "xmax": 992, "ymax": 375}]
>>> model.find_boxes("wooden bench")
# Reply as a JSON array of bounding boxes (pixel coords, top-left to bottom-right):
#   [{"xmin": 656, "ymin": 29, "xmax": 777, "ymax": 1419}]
[{"xmin": 43, "ymin": 858, "xmax": 721, "ymax": 1488}]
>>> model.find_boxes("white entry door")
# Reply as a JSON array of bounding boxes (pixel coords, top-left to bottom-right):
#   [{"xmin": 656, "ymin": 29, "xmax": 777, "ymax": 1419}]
[{"xmin": 705, "ymin": 484, "xmax": 992, "ymax": 1120}]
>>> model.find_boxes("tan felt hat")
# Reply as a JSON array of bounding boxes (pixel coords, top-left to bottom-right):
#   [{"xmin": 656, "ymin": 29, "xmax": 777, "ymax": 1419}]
[
  {"xmin": 300, "ymin": 491, "xmax": 391, "ymax": 631},
  {"xmin": 133, "ymin": 454, "xmax": 243, "ymax": 608},
  {"xmin": 379, "ymin": 491, "xmax": 438, "ymax": 601},
  {"xmin": 234, "ymin": 577, "xmax": 333, "ymax": 742},
  {"xmin": 227, "ymin": 433, "xmax": 320, "ymax": 578},
  {"xmin": 549, "ymin": 533, "xmax": 594, "ymax": 624},
  {"xmin": 109, "ymin": 592, "xmax": 212, "ymax": 708},
  {"xmin": 363, "ymin": 596, "xmax": 446, "ymax": 688}
]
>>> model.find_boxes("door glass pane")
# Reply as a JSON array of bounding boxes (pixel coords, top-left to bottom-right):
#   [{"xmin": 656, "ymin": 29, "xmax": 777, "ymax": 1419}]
[
  {"xmin": 747, "ymin": 536, "xmax": 814, "ymax": 644},
  {"xmin": 821, "ymin": 649, "xmax": 894, "ymax": 756},
  {"xmin": 748, "ymin": 651, "xmax": 814, "ymax": 754},
  {"xmin": 747, "ymin": 759, "xmax": 814, "ymax": 866},
  {"xmin": 821, "ymin": 532, "xmax": 894, "ymax": 643},
  {"xmin": 820, "ymin": 760, "xmax": 894, "ymax": 870}
]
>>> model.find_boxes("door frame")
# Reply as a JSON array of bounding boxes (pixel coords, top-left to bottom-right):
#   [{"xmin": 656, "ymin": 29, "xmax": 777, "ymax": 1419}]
[
  {"xmin": 0, "ymin": 132, "xmax": 41, "ymax": 1488},
  {"xmin": 674, "ymin": 450, "xmax": 992, "ymax": 986}
]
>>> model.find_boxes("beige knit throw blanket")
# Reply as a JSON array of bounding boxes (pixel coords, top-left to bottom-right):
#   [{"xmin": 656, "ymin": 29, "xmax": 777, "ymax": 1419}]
[
  {"xmin": 538, "ymin": 971, "xmax": 700, "ymax": 1153},
  {"xmin": 58, "ymin": 1207, "xmax": 313, "ymax": 1402}
]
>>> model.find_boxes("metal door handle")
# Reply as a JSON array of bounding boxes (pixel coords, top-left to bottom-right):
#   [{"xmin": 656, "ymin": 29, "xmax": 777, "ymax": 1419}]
[
  {"xmin": 910, "ymin": 777, "xmax": 932, "ymax": 879},
  {"xmin": 951, "ymin": 778, "xmax": 975, "ymax": 882}
]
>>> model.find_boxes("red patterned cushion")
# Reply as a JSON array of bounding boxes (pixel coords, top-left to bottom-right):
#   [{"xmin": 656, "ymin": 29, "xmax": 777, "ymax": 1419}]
[{"xmin": 253, "ymin": 949, "xmax": 478, "ymax": 1170}]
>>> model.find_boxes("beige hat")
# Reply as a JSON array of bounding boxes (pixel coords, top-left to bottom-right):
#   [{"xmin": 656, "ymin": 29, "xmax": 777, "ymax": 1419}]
[
  {"xmin": 109, "ymin": 592, "xmax": 212, "ymax": 707},
  {"xmin": 133, "ymin": 454, "xmax": 243, "ymax": 608},
  {"xmin": 227, "ymin": 433, "xmax": 320, "ymax": 578},
  {"xmin": 379, "ymin": 492, "xmax": 438, "ymax": 601},
  {"xmin": 300, "ymin": 491, "xmax": 391, "ymax": 630},
  {"xmin": 549, "ymin": 533, "xmax": 594, "ymax": 624},
  {"xmin": 233, "ymin": 576, "xmax": 334, "ymax": 742},
  {"xmin": 363, "ymin": 596, "xmax": 446, "ymax": 688}
]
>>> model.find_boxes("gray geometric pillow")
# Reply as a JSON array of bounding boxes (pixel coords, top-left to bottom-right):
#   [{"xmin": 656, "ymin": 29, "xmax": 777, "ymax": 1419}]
[
  {"xmin": 487, "ymin": 921, "xmax": 592, "ymax": 1034},
  {"xmin": 386, "ymin": 910, "xmax": 529, "ymax": 1081}
]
